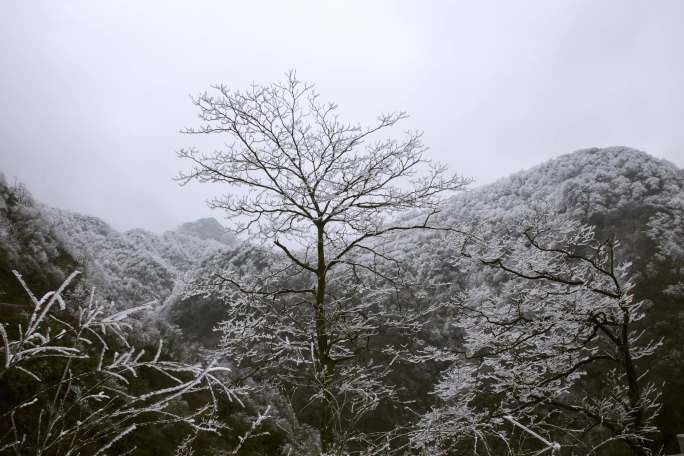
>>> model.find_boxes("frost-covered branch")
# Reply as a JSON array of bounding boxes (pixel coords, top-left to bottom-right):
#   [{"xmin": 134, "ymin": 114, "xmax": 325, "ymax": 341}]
[
  {"xmin": 0, "ymin": 270, "xmax": 249, "ymax": 455},
  {"xmin": 415, "ymin": 212, "xmax": 662, "ymax": 456}
]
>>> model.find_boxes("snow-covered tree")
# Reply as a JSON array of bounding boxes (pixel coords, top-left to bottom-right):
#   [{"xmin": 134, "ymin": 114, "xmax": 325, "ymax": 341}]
[
  {"xmin": 177, "ymin": 72, "xmax": 468, "ymax": 454},
  {"xmin": 414, "ymin": 210, "xmax": 662, "ymax": 456}
]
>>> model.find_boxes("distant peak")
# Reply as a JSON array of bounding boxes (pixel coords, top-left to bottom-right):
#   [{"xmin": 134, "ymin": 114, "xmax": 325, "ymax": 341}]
[
  {"xmin": 501, "ymin": 146, "xmax": 681, "ymax": 186},
  {"xmin": 174, "ymin": 217, "xmax": 237, "ymax": 246},
  {"xmin": 558, "ymin": 146, "xmax": 676, "ymax": 167}
]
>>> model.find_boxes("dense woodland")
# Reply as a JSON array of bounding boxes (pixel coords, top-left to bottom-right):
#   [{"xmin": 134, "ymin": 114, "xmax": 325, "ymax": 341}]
[{"xmin": 1, "ymin": 78, "xmax": 683, "ymax": 456}]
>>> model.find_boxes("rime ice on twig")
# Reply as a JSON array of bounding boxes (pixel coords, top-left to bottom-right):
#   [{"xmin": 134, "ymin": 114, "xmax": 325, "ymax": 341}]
[{"xmin": 0, "ymin": 270, "xmax": 249, "ymax": 455}]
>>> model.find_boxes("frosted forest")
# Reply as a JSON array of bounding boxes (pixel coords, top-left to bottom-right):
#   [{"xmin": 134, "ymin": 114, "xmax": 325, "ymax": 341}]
[
  {"xmin": 2, "ymin": 3, "xmax": 684, "ymax": 455},
  {"xmin": 1, "ymin": 72, "xmax": 683, "ymax": 455}
]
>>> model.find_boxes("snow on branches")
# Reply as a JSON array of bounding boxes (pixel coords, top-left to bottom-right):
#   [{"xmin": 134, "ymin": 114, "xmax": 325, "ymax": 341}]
[
  {"xmin": 415, "ymin": 210, "xmax": 662, "ymax": 456},
  {"xmin": 177, "ymin": 71, "xmax": 468, "ymax": 453},
  {"xmin": 0, "ymin": 270, "xmax": 254, "ymax": 455}
]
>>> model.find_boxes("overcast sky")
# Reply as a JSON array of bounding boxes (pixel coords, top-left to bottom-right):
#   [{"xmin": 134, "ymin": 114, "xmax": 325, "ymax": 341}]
[{"xmin": 1, "ymin": 1, "xmax": 683, "ymax": 232}]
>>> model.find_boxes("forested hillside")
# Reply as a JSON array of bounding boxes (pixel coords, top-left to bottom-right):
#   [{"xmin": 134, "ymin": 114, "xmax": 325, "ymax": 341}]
[
  {"xmin": 0, "ymin": 175, "xmax": 79, "ymax": 303},
  {"xmin": 163, "ymin": 147, "xmax": 684, "ymax": 454},
  {"xmin": 0, "ymin": 175, "xmax": 317, "ymax": 455},
  {"xmin": 1, "ymin": 147, "xmax": 682, "ymax": 455},
  {"xmin": 41, "ymin": 208, "xmax": 238, "ymax": 308},
  {"xmin": 397, "ymin": 147, "xmax": 684, "ymax": 453},
  {"xmin": 405, "ymin": 147, "xmax": 683, "ymax": 312}
]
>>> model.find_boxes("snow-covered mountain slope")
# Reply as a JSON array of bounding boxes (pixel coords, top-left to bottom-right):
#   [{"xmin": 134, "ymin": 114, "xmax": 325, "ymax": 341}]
[
  {"xmin": 394, "ymin": 146, "xmax": 684, "ymax": 446},
  {"xmin": 0, "ymin": 175, "xmax": 79, "ymax": 302},
  {"xmin": 41, "ymin": 207, "xmax": 240, "ymax": 307},
  {"xmin": 394, "ymin": 147, "xmax": 683, "ymax": 284},
  {"xmin": 3, "ymin": 146, "xmax": 683, "ymax": 450},
  {"xmin": 442, "ymin": 146, "xmax": 682, "ymax": 233}
]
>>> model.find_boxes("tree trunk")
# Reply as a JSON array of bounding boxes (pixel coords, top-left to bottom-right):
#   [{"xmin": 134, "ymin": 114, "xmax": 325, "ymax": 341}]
[
  {"xmin": 620, "ymin": 307, "xmax": 650, "ymax": 456},
  {"xmin": 314, "ymin": 222, "xmax": 335, "ymax": 453}
]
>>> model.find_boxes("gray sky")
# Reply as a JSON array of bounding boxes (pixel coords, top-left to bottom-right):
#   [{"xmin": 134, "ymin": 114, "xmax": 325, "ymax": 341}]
[{"xmin": 1, "ymin": 0, "xmax": 683, "ymax": 232}]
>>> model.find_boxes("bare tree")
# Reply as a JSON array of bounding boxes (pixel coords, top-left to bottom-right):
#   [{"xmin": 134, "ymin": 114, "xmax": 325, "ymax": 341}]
[
  {"xmin": 414, "ymin": 211, "xmax": 662, "ymax": 456},
  {"xmin": 177, "ymin": 72, "xmax": 468, "ymax": 454}
]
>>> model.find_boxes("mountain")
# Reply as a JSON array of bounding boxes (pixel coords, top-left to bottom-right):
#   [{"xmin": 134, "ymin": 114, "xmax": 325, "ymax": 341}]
[
  {"xmin": 2, "ymin": 146, "xmax": 682, "ymax": 453},
  {"xmin": 395, "ymin": 146, "xmax": 684, "ymax": 451},
  {"xmin": 408, "ymin": 146, "xmax": 683, "ymax": 275},
  {"xmin": 0, "ymin": 174, "xmax": 79, "ymax": 304},
  {"xmin": 162, "ymin": 146, "xmax": 684, "ymax": 450},
  {"xmin": 40, "ymin": 208, "xmax": 240, "ymax": 308},
  {"xmin": 0, "ymin": 173, "xmax": 241, "ymax": 310},
  {"xmin": 165, "ymin": 147, "xmax": 683, "ymax": 361},
  {"xmin": 0, "ymin": 170, "xmax": 243, "ymax": 323},
  {"xmin": 0, "ymin": 176, "xmax": 315, "ymax": 455},
  {"xmin": 176, "ymin": 217, "xmax": 239, "ymax": 246}
]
